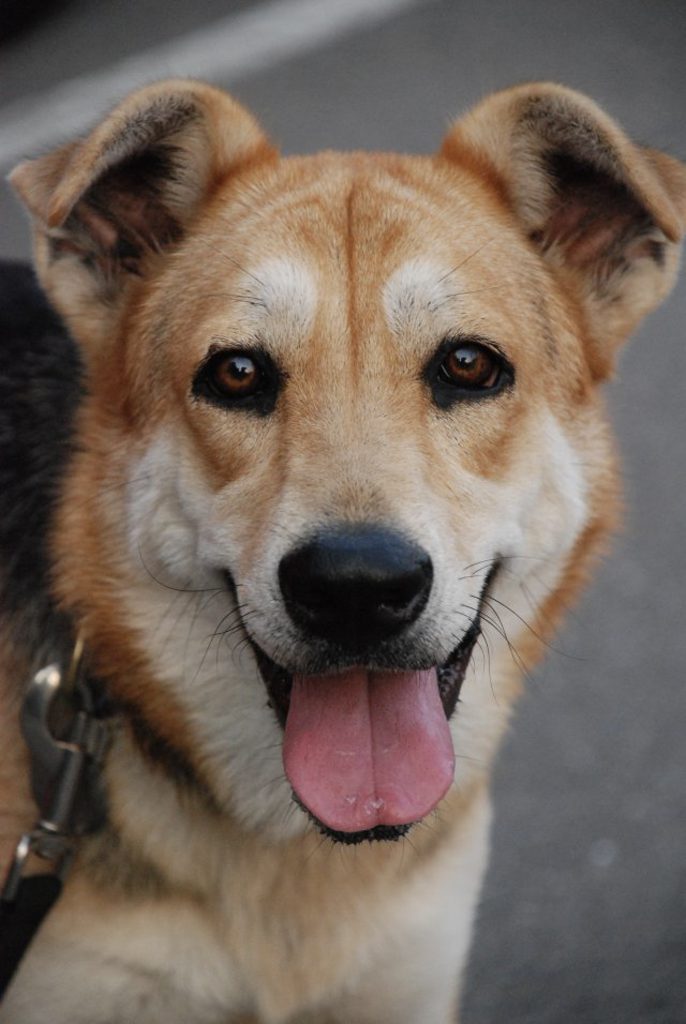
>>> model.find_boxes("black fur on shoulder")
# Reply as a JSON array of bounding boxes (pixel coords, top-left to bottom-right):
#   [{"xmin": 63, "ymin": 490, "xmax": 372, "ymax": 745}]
[{"xmin": 0, "ymin": 261, "xmax": 82, "ymax": 665}]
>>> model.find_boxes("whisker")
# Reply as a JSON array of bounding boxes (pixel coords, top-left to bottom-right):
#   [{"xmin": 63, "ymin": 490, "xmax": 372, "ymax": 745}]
[
  {"xmin": 464, "ymin": 602, "xmax": 531, "ymax": 681},
  {"xmin": 199, "ymin": 241, "xmax": 267, "ymax": 292},
  {"xmin": 436, "ymin": 238, "xmax": 497, "ymax": 284},
  {"xmin": 136, "ymin": 544, "xmax": 222, "ymax": 595},
  {"xmin": 484, "ymin": 593, "xmax": 584, "ymax": 661}
]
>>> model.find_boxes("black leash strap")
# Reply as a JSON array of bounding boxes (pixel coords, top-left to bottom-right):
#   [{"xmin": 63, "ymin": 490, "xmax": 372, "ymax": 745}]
[
  {"xmin": 0, "ymin": 875, "xmax": 63, "ymax": 997},
  {"xmin": 0, "ymin": 653, "xmax": 110, "ymax": 1001}
]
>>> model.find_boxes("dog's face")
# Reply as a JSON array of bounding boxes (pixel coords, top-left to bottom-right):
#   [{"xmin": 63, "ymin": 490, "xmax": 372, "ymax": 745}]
[
  {"xmin": 12, "ymin": 81, "xmax": 685, "ymax": 842},
  {"xmin": 119, "ymin": 156, "xmax": 593, "ymax": 839}
]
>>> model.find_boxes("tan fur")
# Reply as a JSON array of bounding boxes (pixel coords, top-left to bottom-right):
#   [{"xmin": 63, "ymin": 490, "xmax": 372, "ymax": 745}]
[
  {"xmin": 1, "ymin": 80, "xmax": 684, "ymax": 1023},
  {"xmin": 0, "ymin": 629, "xmax": 35, "ymax": 881}
]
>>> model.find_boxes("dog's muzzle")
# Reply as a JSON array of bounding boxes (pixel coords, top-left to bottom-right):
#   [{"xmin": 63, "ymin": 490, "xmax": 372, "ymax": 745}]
[{"xmin": 232, "ymin": 527, "xmax": 498, "ymax": 845}]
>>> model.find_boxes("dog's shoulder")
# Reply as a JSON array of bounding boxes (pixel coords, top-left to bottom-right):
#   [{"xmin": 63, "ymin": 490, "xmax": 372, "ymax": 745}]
[{"xmin": 0, "ymin": 260, "xmax": 81, "ymax": 659}]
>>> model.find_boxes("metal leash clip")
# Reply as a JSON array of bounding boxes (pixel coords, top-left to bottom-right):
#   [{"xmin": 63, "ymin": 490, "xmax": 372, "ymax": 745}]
[{"xmin": 1, "ymin": 640, "xmax": 110, "ymax": 904}]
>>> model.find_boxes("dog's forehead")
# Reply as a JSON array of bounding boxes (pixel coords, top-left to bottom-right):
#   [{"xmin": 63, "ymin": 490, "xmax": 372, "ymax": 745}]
[
  {"xmin": 237, "ymin": 252, "xmax": 489, "ymax": 363},
  {"xmin": 237, "ymin": 255, "xmax": 319, "ymax": 346},
  {"xmin": 156, "ymin": 151, "xmax": 557, "ymax": 390},
  {"xmin": 213, "ymin": 154, "xmax": 498, "ymax": 269},
  {"xmin": 230, "ymin": 253, "xmax": 461, "ymax": 331},
  {"xmin": 382, "ymin": 256, "xmax": 463, "ymax": 335},
  {"xmin": 199, "ymin": 155, "xmax": 534, "ymax": 343}
]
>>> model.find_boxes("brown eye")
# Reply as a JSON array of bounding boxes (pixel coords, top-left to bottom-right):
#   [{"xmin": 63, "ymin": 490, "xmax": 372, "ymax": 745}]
[
  {"xmin": 427, "ymin": 337, "xmax": 513, "ymax": 409},
  {"xmin": 192, "ymin": 347, "xmax": 280, "ymax": 415},
  {"xmin": 211, "ymin": 352, "xmax": 261, "ymax": 397},
  {"xmin": 439, "ymin": 343, "xmax": 501, "ymax": 390}
]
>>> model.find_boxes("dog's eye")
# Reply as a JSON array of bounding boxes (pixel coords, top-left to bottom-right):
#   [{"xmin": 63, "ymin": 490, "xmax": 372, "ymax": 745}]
[
  {"xmin": 209, "ymin": 352, "xmax": 262, "ymax": 397},
  {"xmin": 439, "ymin": 343, "xmax": 501, "ymax": 390},
  {"xmin": 427, "ymin": 338, "xmax": 513, "ymax": 409},
  {"xmin": 192, "ymin": 348, "xmax": 279, "ymax": 415}
]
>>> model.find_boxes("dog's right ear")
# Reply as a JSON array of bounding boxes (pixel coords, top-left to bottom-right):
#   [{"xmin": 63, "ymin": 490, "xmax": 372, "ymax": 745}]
[{"xmin": 10, "ymin": 79, "xmax": 275, "ymax": 345}]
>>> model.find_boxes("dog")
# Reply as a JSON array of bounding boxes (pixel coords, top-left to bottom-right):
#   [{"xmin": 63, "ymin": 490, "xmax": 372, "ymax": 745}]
[{"xmin": 0, "ymin": 79, "xmax": 684, "ymax": 1023}]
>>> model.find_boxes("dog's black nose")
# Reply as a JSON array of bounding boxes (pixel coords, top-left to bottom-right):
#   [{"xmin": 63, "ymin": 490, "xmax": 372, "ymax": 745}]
[{"xmin": 278, "ymin": 525, "xmax": 433, "ymax": 649}]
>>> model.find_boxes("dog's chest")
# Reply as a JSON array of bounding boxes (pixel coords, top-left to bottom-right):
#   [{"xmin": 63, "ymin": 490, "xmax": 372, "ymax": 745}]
[{"xmin": 4, "ymin": 790, "xmax": 488, "ymax": 1024}]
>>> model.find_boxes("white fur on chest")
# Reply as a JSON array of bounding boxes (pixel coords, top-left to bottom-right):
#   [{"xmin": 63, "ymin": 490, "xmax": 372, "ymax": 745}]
[{"xmin": 2, "ymin": 782, "xmax": 491, "ymax": 1024}]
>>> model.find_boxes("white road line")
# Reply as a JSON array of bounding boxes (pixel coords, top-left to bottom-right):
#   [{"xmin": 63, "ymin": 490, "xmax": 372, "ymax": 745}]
[{"xmin": 0, "ymin": 0, "xmax": 428, "ymax": 168}]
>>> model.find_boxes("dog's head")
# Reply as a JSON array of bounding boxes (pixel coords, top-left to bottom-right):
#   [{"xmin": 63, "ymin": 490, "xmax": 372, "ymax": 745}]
[{"xmin": 12, "ymin": 81, "xmax": 685, "ymax": 842}]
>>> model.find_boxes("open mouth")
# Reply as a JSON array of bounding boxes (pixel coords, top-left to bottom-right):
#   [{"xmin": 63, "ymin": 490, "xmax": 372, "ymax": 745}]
[
  {"xmin": 240, "ymin": 562, "xmax": 498, "ymax": 844},
  {"xmin": 252, "ymin": 617, "xmax": 482, "ymax": 734}
]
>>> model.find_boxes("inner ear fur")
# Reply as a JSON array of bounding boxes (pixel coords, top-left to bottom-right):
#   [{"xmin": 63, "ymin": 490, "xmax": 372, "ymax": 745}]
[
  {"xmin": 441, "ymin": 83, "xmax": 686, "ymax": 376},
  {"xmin": 10, "ymin": 79, "xmax": 275, "ymax": 338}
]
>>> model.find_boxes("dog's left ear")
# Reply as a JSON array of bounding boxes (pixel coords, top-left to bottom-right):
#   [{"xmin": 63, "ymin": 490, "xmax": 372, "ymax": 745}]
[
  {"xmin": 441, "ymin": 83, "xmax": 686, "ymax": 377},
  {"xmin": 10, "ymin": 79, "xmax": 275, "ymax": 345}
]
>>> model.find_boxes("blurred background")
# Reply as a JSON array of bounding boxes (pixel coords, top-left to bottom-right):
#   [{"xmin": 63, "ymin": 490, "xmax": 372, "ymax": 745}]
[{"xmin": 1, "ymin": 1, "xmax": 685, "ymax": 1020}]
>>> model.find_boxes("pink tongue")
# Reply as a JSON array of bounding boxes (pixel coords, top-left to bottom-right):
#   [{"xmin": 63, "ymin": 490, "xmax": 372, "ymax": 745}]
[{"xmin": 283, "ymin": 668, "xmax": 455, "ymax": 833}]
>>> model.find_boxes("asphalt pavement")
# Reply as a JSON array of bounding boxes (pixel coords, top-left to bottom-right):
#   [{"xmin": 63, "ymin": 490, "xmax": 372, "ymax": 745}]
[{"xmin": 1, "ymin": 2, "xmax": 685, "ymax": 1021}]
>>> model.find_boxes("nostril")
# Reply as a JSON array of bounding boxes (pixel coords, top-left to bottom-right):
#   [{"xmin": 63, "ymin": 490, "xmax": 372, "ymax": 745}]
[
  {"xmin": 278, "ymin": 524, "xmax": 433, "ymax": 647},
  {"xmin": 374, "ymin": 567, "xmax": 431, "ymax": 620}
]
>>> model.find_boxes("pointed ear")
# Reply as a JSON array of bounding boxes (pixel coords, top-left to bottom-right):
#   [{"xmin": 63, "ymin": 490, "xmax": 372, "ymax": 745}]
[
  {"xmin": 440, "ymin": 83, "xmax": 686, "ymax": 377},
  {"xmin": 10, "ymin": 79, "xmax": 275, "ymax": 343}
]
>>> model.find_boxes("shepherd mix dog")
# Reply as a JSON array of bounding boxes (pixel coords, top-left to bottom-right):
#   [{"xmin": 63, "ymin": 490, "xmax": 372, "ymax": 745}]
[{"xmin": 0, "ymin": 79, "xmax": 684, "ymax": 1023}]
